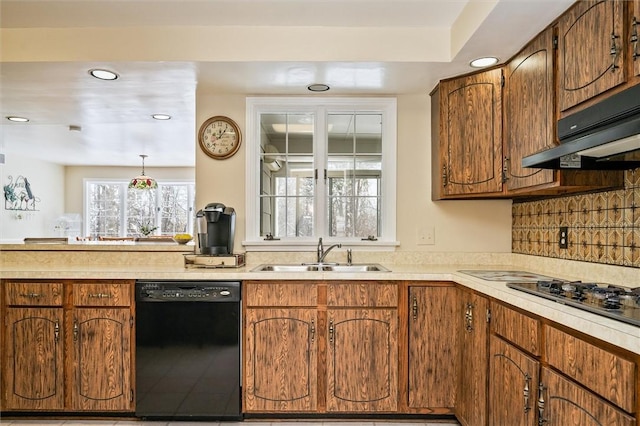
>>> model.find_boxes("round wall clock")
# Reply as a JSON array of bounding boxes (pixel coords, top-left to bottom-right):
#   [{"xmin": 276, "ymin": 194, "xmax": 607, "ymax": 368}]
[{"xmin": 198, "ymin": 116, "xmax": 242, "ymax": 159}]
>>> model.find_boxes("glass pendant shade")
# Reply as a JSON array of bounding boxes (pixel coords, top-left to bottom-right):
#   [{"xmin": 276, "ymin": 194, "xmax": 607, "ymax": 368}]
[{"xmin": 129, "ymin": 154, "xmax": 157, "ymax": 189}]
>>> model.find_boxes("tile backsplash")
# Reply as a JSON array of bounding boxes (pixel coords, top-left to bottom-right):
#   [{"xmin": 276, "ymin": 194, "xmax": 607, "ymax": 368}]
[{"xmin": 512, "ymin": 168, "xmax": 640, "ymax": 268}]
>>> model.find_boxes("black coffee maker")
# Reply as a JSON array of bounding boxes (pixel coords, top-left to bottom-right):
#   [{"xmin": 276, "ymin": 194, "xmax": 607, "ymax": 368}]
[{"xmin": 195, "ymin": 203, "xmax": 236, "ymax": 255}]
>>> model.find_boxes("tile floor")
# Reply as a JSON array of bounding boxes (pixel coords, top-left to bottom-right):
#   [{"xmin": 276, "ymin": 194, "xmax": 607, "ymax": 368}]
[{"xmin": 0, "ymin": 420, "xmax": 460, "ymax": 426}]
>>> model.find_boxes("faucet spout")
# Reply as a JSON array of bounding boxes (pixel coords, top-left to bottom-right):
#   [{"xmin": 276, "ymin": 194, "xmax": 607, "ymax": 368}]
[{"xmin": 317, "ymin": 237, "xmax": 342, "ymax": 263}]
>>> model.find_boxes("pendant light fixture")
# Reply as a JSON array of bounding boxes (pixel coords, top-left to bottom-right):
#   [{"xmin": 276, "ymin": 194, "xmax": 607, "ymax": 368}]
[{"xmin": 129, "ymin": 154, "xmax": 157, "ymax": 189}]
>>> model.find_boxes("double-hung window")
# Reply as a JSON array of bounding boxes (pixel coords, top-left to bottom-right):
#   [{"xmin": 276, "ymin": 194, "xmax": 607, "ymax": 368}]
[
  {"xmin": 84, "ymin": 180, "xmax": 195, "ymax": 238},
  {"xmin": 245, "ymin": 97, "xmax": 397, "ymax": 250}
]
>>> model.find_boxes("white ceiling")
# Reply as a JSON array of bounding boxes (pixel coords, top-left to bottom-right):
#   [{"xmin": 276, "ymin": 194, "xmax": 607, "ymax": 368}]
[{"xmin": 0, "ymin": 0, "xmax": 574, "ymax": 167}]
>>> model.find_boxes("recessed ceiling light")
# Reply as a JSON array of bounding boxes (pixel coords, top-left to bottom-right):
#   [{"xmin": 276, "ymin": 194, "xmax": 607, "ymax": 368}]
[
  {"xmin": 152, "ymin": 114, "xmax": 171, "ymax": 120},
  {"xmin": 307, "ymin": 83, "xmax": 330, "ymax": 92},
  {"xmin": 470, "ymin": 57, "xmax": 499, "ymax": 68},
  {"xmin": 89, "ymin": 68, "xmax": 119, "ymax": 80},
  {"xmin": 6, "ymin": 116, "xmax": 29, "ymax": 122}
]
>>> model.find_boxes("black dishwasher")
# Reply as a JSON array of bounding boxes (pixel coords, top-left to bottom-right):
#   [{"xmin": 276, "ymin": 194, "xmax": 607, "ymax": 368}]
[{"xmin": 135, "ymin": 280, "xmax": 241, "ymax": 420}]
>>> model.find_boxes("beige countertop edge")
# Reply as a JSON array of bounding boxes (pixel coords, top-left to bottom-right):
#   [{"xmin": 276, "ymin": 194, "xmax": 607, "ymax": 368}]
[
  {"xmin": 0, "ymin": 264, "xmax": 637, "ymax": 355},
  {"xmin": 0, "ymin": 242, "xmax": 193, "ymax": 251}
]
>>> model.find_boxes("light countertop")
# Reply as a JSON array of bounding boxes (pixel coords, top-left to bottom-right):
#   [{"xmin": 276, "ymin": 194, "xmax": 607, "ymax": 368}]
[{"xmin": 1, "ymin": 257, "xmax": 638, "ymax": 355}]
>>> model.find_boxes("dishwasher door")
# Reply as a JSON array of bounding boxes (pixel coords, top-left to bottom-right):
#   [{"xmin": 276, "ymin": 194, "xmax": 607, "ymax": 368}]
[{"xmin": 135, "ymin": 280, "xmax": 241, "ymax": 420}]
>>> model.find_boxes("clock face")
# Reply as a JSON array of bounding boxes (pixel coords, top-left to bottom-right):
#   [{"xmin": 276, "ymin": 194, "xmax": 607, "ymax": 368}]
[{"xmin": 198, "ymin": 116, "xmax": 242, "ymax": 159}]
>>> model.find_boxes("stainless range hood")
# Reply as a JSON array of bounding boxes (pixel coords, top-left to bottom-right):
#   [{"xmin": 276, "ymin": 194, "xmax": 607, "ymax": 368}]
[{"xmin": 522, "ymin": 84, "xmax": 640, "ymax": 170}]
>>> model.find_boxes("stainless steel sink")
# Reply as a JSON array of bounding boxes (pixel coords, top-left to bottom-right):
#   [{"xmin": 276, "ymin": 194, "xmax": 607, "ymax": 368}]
[{"xmin": 251, "ymin": 263, "xmax": 390, "ymax": 272}]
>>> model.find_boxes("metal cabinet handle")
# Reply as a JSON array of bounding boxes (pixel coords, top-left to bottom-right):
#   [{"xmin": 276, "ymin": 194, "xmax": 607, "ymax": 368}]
[
  {"xmin": 465, "ymin": 302, "xmax": 474, "ymax": 332},
  {"xmin": 54, "ymin": 320, "xmax": 60, "ymax": 343},
  {"xmin": 537, "ymin": 382, "xmax": 547, "ymax": 425},
  {"xmin": 442, "ymin": 165, "xmax": 448, "ymax": 187},
  {"xmin": 19, "ymin": 293, "xmax": 43, "ymax": 299},
  {"xmin": 88, "ymin": 293, "xmax": 112, "ymax": 299},
  {"xmin": 523, "ymin": 374, "xmax": 531, "ymax": 413},
  {"xmin": 632, "ymin": 17, "xmax": 639, "ymax": 60},
  {"xmin": 310, "ymin": 319, "xmax": 315, "ymax": 343},
  {"xmin": 328, "ymin": 319, "xmax": 334, "ymax": 345},
  {"xmin": 73, "ymin": 321, "xmax": 79, "ymax": 341},
  {"xmin": 412, "ymin": 296, "xmax": 418, "ymax": 321},
  {"xmin": 610, "ymin": 32, "xmax": 620, "ymax": 71}
]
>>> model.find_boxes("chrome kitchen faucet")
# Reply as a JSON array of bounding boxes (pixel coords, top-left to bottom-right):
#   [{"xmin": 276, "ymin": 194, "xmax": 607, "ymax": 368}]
[{"xmin": 317, "ymin": 237, "xmax": 341, "ymax": 263}]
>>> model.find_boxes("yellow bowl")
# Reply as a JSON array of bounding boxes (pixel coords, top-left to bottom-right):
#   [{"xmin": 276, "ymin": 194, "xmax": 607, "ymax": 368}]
[{"xmin": 173, "ymin": 236, "xmax": 193, "ymax": 245}]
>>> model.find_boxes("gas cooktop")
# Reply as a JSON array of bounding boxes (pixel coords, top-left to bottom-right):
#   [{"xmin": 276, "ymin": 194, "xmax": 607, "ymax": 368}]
[{"xmin": 508, "ymin": 281, "xmax": 640, "ymax": 327}]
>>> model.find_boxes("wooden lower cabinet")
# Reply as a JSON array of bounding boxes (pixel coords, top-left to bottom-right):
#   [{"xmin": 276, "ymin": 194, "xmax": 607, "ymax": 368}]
[
  {"xmin": 539, "ymin": 367, "xmax": 635, "ymax": 426},
  {"xmin": 326, "ymin": 308, "xmax": 398, "ymax": 412},
  {"xmin": 457, "ymin": 290, "xmax": 488, "ymax": 426},
  {"xmin": 1, "ymin": 280, "xmax": 134, "ymax": 413},
  {"xmin": 244, "ymin": 308, "xmax": 318, "ymax": 412},
  {"xmin": 70, "ymin": 308, "xmax": 132, "ymax": 411},
  {"xmin": 3, "ymin": 307, "xmax": 65, "ymax": 410},
  {"xmin": 408, "ymin": 285, "xmax": 457, "ymax": 411},
  {"xmin": 488, "ymin": 334, "xmax": 539, "ymax": 426}
]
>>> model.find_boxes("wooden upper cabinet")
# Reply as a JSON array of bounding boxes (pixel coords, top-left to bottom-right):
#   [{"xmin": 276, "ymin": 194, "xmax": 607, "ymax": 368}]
[
  {"xmin": 557, "ymin": 0, "xmax": 626, "ymax": 112},
  {"xmin": 432, "ymin": 68, "xmax": 504, "ymax": 199},
  {"xmin": 504, "ymin": 27, "xmax": 556, "ymax": 193},
  {"xmin": 634, "ymin": 0, "xmax": 640, "ymax": 77}
]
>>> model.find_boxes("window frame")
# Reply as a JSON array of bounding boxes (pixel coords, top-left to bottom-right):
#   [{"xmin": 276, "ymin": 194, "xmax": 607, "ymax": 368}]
[
  {"xmin": 244, "ymin": 97, "xmax": 397, "ymax": 251},
  {"xmin": 83, "ymin": 179, "xmax": 196, "ymax": 238}
]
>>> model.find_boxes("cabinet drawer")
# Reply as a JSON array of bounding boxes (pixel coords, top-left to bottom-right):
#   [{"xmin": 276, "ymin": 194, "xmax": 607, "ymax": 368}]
[
  {"xmin": 5, "ymin": 281, "xmax": 63, "ymax": 306},
  {"xmin": 327, "ymin": 282, "xmax": 397, "ymax": 307},
  {"xmin": 244, "ymin": 281, "xmax": 317, "ymax": 307},
  {"xmin": 544, "ymin": 325, "xmax": 636, "ymax": 413},
  {"xmin": 73, "ymin": 281, "xmax": 131, "ymax": 306},
  {"xmin": 490, "ymin": 302, "xmax": 540, "ymax": 356}
]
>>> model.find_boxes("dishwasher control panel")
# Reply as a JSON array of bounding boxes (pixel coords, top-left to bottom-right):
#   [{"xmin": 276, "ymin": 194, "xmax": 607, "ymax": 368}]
[{"xmin": 136, "ymin": 280, "xmax": 241, "ymax": 302}]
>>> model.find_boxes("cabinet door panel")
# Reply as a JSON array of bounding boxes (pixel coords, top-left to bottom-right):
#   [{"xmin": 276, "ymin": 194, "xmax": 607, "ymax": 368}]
[
  {"xmin": 635, "ymin": 1, "xmax": 640, "ymax": 77},
  {"xmin": 558, "ymin": 0, "xmax": 625, "ymax": 111},
  {"xmin": 489, "ymin": 335, "xmax": 538, "ymax": 426},
  {"xmin": 70, "ymin": 308, "xmax": 132, "ymax": 411},
  {"xmin": 326, "ymin": 308, "xmax": 398, "ymax": 412},
  {"xmin": 504, "ymin": 27, "xmax": 555, "ymax": 191},
  {"xmin": 3, "ymin": 308, "xmax": 64, "ymax": 410},
  {"xmin": 540, "ymin": 367, "xmax": 635, "ymax": 426},
  {"xmin": 408, "ymin": 286, "xmax": 457, "ymax": 409},
  {"xmin": 439, "ymin": 68, "xmax": 503, "ymax": 197},
  {"xmin": 457, "ymin": 292, "xmax": 488, "ymax": 426},
  {"xmin": 244, "ymin": 308, "xmax": 317, "ymax": 412},
  {"xmin": 544, "ymin": 325, "xmax": 635, "ymax": 412}
]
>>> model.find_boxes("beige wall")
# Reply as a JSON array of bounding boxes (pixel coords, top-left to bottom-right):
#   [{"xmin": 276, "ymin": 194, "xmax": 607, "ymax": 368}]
[{"xmin": 195, "ymin": 91, "xmax": 513, "ymax": 253}]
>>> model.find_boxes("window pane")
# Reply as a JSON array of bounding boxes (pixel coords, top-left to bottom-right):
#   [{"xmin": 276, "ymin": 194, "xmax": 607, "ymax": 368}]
[
  {"xmin": 88, "ymin": 183, "xmax": 121, "ymax": 237},
  {"xmin": 328, "ymin": 114, "xmax": 355, "ymax": 154},
  {"xmin": 159, "ymin": 184, "xmax": 192, "ymax": 234},
  {"xmin": 260, "ymin": 112, "xmax": 315, "ymax": 238},
  {"xmin": 355, "ymin": 114, "xmax": 382, "ymax": 153},
  {"xmin": 127, "ymin": 189, "xmax": 157, "ymax": 236}
]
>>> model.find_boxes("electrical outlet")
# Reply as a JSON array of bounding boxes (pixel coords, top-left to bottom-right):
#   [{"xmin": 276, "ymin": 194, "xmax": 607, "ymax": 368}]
[
  {"xmin": 418, "ymin": 226, "xmax": 435, "ymax": 245},
  {"xmin": 558, "ymin": 226, "xmax": 568, "ymax": 249}
]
